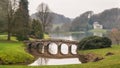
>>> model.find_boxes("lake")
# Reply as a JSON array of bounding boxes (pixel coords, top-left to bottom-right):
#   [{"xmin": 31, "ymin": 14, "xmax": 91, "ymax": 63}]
[{"xmin": 50, "ymin": 32, "xmax": 93, "ymax": 41}]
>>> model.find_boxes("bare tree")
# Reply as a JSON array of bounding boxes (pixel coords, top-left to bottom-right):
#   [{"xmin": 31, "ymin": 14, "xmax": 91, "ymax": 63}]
[
  {"xmin": 5, "ymin": 0, "xmax": 18, "ymax": 40},
  {"xmin": 109, "ymin": 28, "xmax": 120, "ymax": 45},
  {"xmin": 37, "ymin": 3, "xmax": 52, "ymax": 33}
]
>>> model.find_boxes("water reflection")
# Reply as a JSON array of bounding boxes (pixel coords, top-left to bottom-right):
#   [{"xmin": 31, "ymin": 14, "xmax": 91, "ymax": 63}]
[
  {"xmin": 50, "ymin": 32, "xmax": 93, "ymax": 41},
  {"xmin": 50, "ymin": 33, "xmax": 73, "ymax": 40},
  {"xmin": 29, "ymin": 57, "xmax": 81, "ymax": 66}
]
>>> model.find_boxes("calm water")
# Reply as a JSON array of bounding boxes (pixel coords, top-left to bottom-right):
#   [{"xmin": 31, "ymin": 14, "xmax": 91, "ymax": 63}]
[
  {"xmin": 50, "ymin": 32, "xmax": 93, "ymax": 41},
  {"xmin": 29, "ymin": 58, "xmax": 81, "ymax": 66},
  {"xmin": 50, "ymin": 31, "xmax": 107, "ymax": 41}
]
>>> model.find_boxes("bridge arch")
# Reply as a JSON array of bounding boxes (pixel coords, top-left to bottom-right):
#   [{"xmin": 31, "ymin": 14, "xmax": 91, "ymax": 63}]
[
  {"xmin": 60, "ymin": 43, "xmax": 69, "ymax": 55},
  {"xmin": 48, "ymin": 43, "xmax": 58, "ymax": 55}
]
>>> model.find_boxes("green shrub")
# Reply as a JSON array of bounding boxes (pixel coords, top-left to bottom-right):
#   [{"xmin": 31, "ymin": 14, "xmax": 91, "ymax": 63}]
[
  {"xmin": 78, "ymin": 36, "xmax": 112, "ymax": 50},
  {"xmin": 16, "ymin": 34, "xmax": 29, "ymax": 41},
  {"xmin": 38, "ymin": 33, "xmax": 44, "ymax": 39}
]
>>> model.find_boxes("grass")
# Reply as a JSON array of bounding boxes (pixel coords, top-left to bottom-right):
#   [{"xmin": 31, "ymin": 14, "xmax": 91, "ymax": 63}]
[
  {"xmin": 0, "ymin": 34, "xmax": 50, "ymax": 41},
  {"xmin": 0, "ymin": 35, "xmax": 17, "ymax": 41},
  {"xmin": 89, "ymin": 29, "xmax": 107, "ymax": 33},
  {"xmin": 44, "ymin": 33, "xmax": 50, "ymax": 39},
  {"xmin": 0, "ymin": 41, "xmax": 34, "ymax": 64}
]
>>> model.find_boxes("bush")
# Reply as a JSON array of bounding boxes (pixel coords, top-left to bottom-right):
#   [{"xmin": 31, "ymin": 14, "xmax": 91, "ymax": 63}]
[
  {"xmin": 38, "ymin": 33, "xmax": 44, "ymax": 39},
  {"xmin": 78, "ymin": 36, "xmax": 112, "ymax": 50},
  {"xmin": 16, "ymin": 34, "xmax": 29, "ymax": 41}
]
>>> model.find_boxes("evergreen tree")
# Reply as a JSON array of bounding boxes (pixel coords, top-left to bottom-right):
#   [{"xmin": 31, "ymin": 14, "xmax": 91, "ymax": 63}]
[
  {"xmin": 31, "ymin": 19, "xmax": 43, "ymax": 39},
  {"xmin": 14, "ymin": 0, "xmax": 30, "ymax": 41}
]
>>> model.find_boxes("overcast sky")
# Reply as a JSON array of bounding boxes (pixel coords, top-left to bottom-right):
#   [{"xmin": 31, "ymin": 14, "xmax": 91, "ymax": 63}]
[{"xmin": 28, "ymin": 0, "xmax": 120, "ymax": 18}]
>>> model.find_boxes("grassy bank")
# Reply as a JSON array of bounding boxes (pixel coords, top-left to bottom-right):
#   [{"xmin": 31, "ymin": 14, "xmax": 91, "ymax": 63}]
[{"xmin": 0, "ymin": 41, "xmax": 34, "ymax": 64}]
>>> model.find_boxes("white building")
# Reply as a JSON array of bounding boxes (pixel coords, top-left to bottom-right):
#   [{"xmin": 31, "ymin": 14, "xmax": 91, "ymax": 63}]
[{"xmin": 93, "ymin": 22, "xmax": 103, "ymax": 29}]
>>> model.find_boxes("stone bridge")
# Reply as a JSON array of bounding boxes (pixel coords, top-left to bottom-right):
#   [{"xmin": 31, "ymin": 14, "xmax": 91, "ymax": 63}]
[{"xmin": 24, "ymin": 39, "xmax": 79, "ymax": 58}]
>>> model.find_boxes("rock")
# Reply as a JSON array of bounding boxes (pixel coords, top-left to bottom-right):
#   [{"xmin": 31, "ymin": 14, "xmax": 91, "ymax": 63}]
[
  {"xmin": 105, "ymin": 52, "xmax": 114, "ymax": 56},
  {"xmin": 78, "ymin": 53, "xmax": 103, "ymax": 63},
  {"xmin": 78, "ymin": 54, "xmax": 87, "ymax": 63},
  {"xmin": 93, "ymin": 57, "xmax": 104, "ymax": 62}
]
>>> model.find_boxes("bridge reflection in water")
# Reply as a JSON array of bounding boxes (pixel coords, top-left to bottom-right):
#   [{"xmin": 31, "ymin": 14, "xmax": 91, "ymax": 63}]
[{"xmin": 24, "ymin": 39, "xmax": 81, "ymax": 66}]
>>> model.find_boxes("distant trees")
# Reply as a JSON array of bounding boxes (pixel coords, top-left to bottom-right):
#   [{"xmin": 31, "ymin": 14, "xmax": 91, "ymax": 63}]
[
  {"xmin": 70, "ymin": 11, "xmax": 93, "ymax": 31},
  {"xmin": 61, "ymin": 23, "xmax": 71, "ymax": 32},
  {"xmin": 37, "ymin": 3, "xmax": 52, "ymax": 33}
]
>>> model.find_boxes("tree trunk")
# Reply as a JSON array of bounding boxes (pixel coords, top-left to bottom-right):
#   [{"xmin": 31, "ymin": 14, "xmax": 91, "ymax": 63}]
[
  {"xmin": 7, "ymin": 30, "xmax": 11, "ymax": 41},
  {"xmin": 7, "ymin": 17, "xmax": 11, "ymax": 41}
]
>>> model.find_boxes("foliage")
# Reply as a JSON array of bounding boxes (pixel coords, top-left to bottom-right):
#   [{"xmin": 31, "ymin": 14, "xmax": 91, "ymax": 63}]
[
  {"xmin": 0, "ymin": 41, "xmax": 34, "ymax": 64},
  {"xmin": 16, "ymin": 34, "xmax": 29, "ymax": 41},
  {"xmin": 37, "ymin": 33, "xmax": 43, "ymax": 39},
  {"xmin": 78, "ymin": 36, "xmax": 112, "ymax": 50},
  {"xmin": 0, "ymin": 1, "xmax": 6, "ymax": 32},
  {"xmin": 14, "ymin": 0, "xmax": 30, "ymax": 41},
  {"xmin": 0, "ymin": 0, "xmax": 18, "ymax": 40},
  {"xmin": 70, "ymin": 11, "xmax": 93, "ymax": 31},
  {"xmin": 31, "ymin": 19, "xmax": 43, "ymax": 39}
]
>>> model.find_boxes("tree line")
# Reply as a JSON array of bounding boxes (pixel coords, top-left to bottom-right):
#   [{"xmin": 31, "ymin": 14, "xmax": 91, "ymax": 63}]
[{"xmin": 0, "ymin": 0, "xmax": 51, "ymax": 41}]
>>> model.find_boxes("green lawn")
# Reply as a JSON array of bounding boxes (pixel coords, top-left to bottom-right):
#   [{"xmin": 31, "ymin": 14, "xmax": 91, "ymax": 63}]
[
  {"xmin": 89, "ymin": 29, "xmax": 107, "ymax": 33},
  {"xmin": 0, "ymin": 35, "xmax": 17, "ymax": 41},
  {"xmin": 0, "ymin": 41, "xmax": 34, "ymax": 64}
]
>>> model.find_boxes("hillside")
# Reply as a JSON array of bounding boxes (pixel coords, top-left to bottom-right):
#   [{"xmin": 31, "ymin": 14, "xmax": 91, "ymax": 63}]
[{"xmin": 71, "ymin": 8, "xmax": 120, "ymax": 31}]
